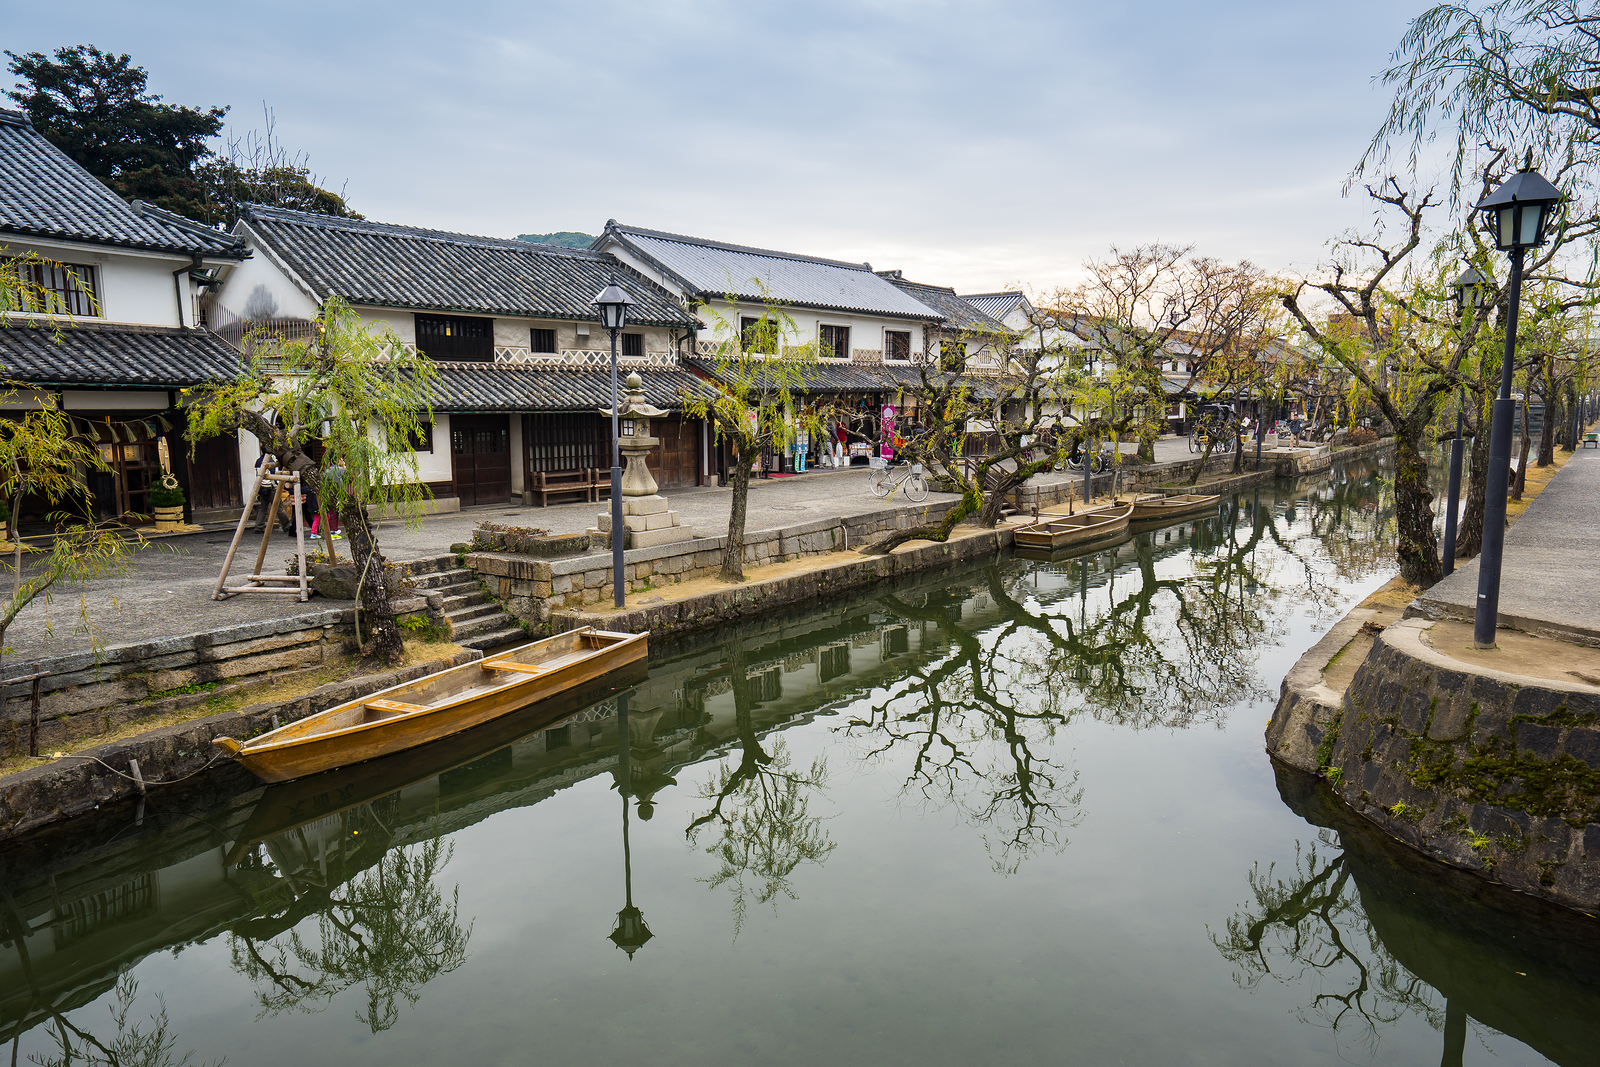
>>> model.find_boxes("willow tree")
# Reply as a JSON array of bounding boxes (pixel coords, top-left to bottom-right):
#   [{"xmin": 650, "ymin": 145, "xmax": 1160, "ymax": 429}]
[
  {"xmin": 679, "ymin": 291, "xmax": 825, "ymax": 582},
  {"xmin": 187, "ymin": 296, "xmax": 437, "ymax": 665},
  {"xmin": 0, "ymin": 252, "xmax": 138, "ymax": 672}
]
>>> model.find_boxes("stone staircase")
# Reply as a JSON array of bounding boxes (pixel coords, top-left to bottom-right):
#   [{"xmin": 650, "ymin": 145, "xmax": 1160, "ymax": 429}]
[{"xmin": 397, "ymin": 555, "xmax": 526, "ymax": 651}]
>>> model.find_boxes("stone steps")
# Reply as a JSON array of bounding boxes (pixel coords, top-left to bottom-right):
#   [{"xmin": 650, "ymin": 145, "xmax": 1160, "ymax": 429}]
[{"xmin": 406, "ymin": 562, "xmax": 525, "ymax": 650}]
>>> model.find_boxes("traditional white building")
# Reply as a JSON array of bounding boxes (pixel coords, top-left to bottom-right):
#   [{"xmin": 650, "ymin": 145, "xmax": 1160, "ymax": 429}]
[
  {"xmin": 0, "ymin": 107, "xmax": 251, "ymax": 525},
  {"xmin": 207, "ymin": 207, "xmax": 707, "ymax": 507}
]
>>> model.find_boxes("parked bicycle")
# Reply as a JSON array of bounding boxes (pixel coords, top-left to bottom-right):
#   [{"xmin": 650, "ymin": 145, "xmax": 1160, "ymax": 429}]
[
  {"xmin": 1188, "ymin": 406, "xmax": 1238, "ymax": 454},
  {"xmin": 867, "ymin": 457, "xmax": 929, "ymax": 501},
  {"xmin": 1064, "ymin": 444, "xmax": 1113, "ymax": 473}
]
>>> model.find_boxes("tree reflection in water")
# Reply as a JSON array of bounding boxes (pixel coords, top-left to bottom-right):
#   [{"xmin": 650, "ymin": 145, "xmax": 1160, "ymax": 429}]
[
  {"xmin": 229, "ymin": 816, "xmax": 471, "ymax": 1033},
  {"xmin": 12, "ymin": 976, "xmax": 216, "ymax": 1067},
  {"xmin": 687, "ymin": 640, "xmax": 835, "ymax": 936},
  {"xmin": 1211, "ymin": 838, "xmax": 1443, "ymax": 1058}
]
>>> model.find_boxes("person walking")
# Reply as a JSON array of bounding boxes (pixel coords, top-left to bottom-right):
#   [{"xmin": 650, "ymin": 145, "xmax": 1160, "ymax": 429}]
[{"xmin": 1289, "ymin": 412, "xmax": 1304, "ymax": 448}]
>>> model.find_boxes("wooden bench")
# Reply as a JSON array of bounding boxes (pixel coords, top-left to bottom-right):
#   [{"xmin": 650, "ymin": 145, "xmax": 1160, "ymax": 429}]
[
  {"xmin": 363, "ymin": 698, "xmax": 426, "ymax": 721},
  {"xmin": 532, "ymin": 468, "xmax": 600, "ymax": 506},
  {"xmin": 484, "ymin": 662, "xmax": 549, "ymax": 675}
]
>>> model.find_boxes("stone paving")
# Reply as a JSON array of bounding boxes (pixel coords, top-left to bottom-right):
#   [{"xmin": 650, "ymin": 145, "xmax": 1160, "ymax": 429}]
[
  {"xmin": 2, "ymin": 435, "xmax": 1214, "ymax": 663},
  {"xmin": 1415, "ymin": 441, "xmax": 1600, "ymax": 641}
]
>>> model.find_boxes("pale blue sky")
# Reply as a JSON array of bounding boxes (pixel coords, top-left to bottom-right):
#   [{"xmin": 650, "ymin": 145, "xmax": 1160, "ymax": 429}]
[{"xmin": 7, "ymin": 0, "xmax": 1429, "ymax": 292}]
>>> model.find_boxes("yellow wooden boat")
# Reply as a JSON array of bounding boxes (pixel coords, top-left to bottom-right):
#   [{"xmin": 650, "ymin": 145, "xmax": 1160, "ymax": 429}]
[
  {"xmin": 1012, "ymin": 503, "xmax": 1132, "ymax": 550},
  {"xmin": 213, "ymin": 627, "xmax": 648, "ymax": 783},
  {"xmin": 1127, "ymin": 493, "xmax": 1220, "ymax": 523}
]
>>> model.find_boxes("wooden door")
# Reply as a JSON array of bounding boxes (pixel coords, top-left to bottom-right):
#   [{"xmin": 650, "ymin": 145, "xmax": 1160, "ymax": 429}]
[
  {"xmin": 181, "ymin": 428, "xmax": 242, "ymax": 512},
  {"xmin": 451, "ymin": 415, "xmax": 512, "ymax": 505},
  {"xmin": 650, "ymin": 417, "xmax": 701, "ymax": 488}
]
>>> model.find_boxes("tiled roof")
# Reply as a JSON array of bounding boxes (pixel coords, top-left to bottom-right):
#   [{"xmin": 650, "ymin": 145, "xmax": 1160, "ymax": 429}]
[
  {"xmin": 239, "ymin": 205, "xmax": 698, "ymax": 327},
  {"xmin": 600, "ymin": 221, "xmax": 942, "ymax": 321},
  {"xmin": 960, "ymin": 291, "xmax": 1026, "ymax": 321},
  {"xmin": 429, "ymin": 362, "xmax": 711, "ymax": 413},
  {"xmin": 681, "ymin": 357, "xmax": 1003, "ymax": 397},
  {"xmin": 879, "ymin": 273, "xmax": 1010, "ymax": 333},
  {"xmin": 0, "ymin": 322, "xmax": 241, "ymax": 387},
  {"xmin": 0, "ymin": 109, "xmax": 246, "ymax": 259}
]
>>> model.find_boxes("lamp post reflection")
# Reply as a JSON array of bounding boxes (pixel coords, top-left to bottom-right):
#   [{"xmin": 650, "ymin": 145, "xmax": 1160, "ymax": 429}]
[{"xmin": 608, "ymin": 689, "xmax": 654, "ymax": 959}]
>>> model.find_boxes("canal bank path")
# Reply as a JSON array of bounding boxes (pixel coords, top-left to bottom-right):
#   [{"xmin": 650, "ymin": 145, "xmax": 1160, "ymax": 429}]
[
  {"xmin": 0, "ymin": 433, "xmax": 1234, "ymax": 662},
  {"xmin": 1414, "ymin": 440, "xmax": 1600, "ymax": 641}
]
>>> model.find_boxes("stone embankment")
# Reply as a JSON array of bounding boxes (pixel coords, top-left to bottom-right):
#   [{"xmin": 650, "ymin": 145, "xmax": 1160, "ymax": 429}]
[
  {"xmin": 1267, "ymin": 442, "xmax": 1600, "ymax": 913},
  {"xmin": 0, "ymin": 647, "xmax": 481, "ymax": 839}
]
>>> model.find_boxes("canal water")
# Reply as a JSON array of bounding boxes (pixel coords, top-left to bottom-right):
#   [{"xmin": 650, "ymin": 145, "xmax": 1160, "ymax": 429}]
[{"xmin": 4, "ymin": 457, "xmax": 1597, "ymax": 1066}]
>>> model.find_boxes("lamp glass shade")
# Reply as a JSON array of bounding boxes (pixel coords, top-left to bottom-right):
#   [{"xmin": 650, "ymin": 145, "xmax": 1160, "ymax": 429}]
[{"xmin": 591, "ymin": 277, "xmax": 637, "ymax": 331}]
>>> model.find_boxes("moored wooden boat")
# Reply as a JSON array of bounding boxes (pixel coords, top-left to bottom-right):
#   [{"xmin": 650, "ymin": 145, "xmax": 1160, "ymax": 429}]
[
  {"xmin": 1126, "ymin": 493, "xmax": 1220, "ymax": 523},
  {"xmin": 213, "ymin": 627, "xmax": 647, "ymax": 783},
  {"xmin": 1012, "ymin": 503, "xmax": 1132, "ymax": 550}
]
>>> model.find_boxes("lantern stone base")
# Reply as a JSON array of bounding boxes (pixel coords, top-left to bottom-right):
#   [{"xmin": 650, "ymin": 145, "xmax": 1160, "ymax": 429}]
[{"xmin": 588, "ymin": 494, "xmax": 695, "ymax": 549}]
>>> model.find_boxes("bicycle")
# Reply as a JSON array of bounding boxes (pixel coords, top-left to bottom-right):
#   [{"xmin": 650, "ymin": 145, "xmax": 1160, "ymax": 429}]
[
  {"xmin": 867, "ymin": 457, "xmax": 929, "ymax": 501},
  {"xmin": 1064, "ymin": 445, "xmax": 1112, "ymax": 473}
]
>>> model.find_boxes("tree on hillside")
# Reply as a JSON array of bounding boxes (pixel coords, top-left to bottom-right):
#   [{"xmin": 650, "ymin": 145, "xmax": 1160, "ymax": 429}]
[
  {"xmin": 185, "ymin": 296, "xmax": 438, "ymax": 666},
  {"xmin": 679, "ymin": 293, "xmax": 826, "ymax": 582},
  {"xmin": 5, "ymin": 46, "xmax": 225, "ymax": 220}
]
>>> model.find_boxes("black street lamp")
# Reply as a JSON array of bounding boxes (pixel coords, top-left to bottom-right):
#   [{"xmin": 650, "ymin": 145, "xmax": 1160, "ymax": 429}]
[
  {"xmin": 591, "ymin": 276, "xmax": 636, "ymax": 610},
  {"xmin": 1442, "ymin": 266, "xmax": 1488, "ymax": 577},
  {"xmin": 1471, "ymin": 163, "xmax": 1562, "ymax": 647}
]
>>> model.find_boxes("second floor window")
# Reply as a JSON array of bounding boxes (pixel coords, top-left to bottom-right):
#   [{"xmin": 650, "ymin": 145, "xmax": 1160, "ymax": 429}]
[
  {"xmin": 885, "ymin": 330, "xmax": 910, "ymax": 361},
  {"xmin": 415, "ymin": 313, "xmax": 493, "ymax": 362},
  {"xmin": 740, "ymin": 316, "xmax": 776, "ymax": 354},
  {"xmin": 622, "ymin": 333, "xmax": 644, "ymax": 357},
  {"xmin": 531, "ymin": 327, "xmax": 557, "ymax": 353},
  {"xmin": 820, "ymin": 324, "xmax": 850, "ymax": 360},
  {"xmin": 13, "ymin": 261, "xmax": 99, "ymax": 317}
]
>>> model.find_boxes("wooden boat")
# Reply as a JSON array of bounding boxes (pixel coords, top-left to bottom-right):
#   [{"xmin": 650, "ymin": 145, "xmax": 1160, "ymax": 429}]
[
  {"xmin": 1126, "ymin": 493, "xmax": 1220, "ymax": 523},
  {"xmin": 213, "ymin": 627, "xmax": 648, "ymax": 783},
  {"xmin": 1012, "ymin": 529, "xmax": 1132, "ymax": 563},
  {"xmin": 224, "ymin": 661, "xmax": 645, "ymax": 862},
  {"xmin": 1012, "ymin": 503, "xmax": 1132, "ymax": 550}
]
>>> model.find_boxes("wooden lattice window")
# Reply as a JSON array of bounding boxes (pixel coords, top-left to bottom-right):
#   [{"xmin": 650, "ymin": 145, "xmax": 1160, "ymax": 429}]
[
  {"xmin": 885, "ymin": 330, "xmax": 910, "ymax": 361},
  {"xmin": 820, "ymin": 324, "xmax": 850, "ymax": 360},
  {"xmin": 415, "ymin": 314, "xmax": 493, "ymax": 361},
  {"xmin": 530, "ymin": 327, "xmax": 557, "ymax": 353},
  {"xmin": 621, "ymin": 332, "xmax": 644, "ymax": 357},
  {"xmin": 14, "ymin": 261, "xmax": 98, "ymax": 317}
]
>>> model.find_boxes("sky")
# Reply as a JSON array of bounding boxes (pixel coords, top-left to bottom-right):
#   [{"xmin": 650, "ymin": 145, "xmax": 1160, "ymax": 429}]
[{"xmin": 6, "ymin": 0, "xmax": 1433, "ymax": 295}]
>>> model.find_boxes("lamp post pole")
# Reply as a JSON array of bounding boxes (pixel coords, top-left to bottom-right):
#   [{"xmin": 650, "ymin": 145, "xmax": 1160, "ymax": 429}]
[
  {"xmin": 591, "ymin": 276, "xmax": 636, "ymax": 610},
  {"xmin": 1443, "ymin": 267, "xmax": 1484, "ymax": 578},
  {"xmin": 1470, "ymin": 161, "xmax": 1560, "ymax": 648},
  {"xmin": 1475, "ymin": 245, "xmax": 1523, "ymax": 645}
]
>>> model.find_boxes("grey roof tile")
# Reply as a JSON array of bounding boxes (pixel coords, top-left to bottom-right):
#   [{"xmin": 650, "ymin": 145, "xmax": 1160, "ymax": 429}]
[
  {"xmin": 430, "ymin": 362, "xmax": 710, "ymax": 413},
  {"xmin": 602, "ymin": 222, "xmax": 943, "ymax": 321},
  {"xmin": 879, "ymin": 273, "xmax": 1010, "ymax": 333},
  {"xmin": 0, "ymin": 109, "xmax": 246, "ymax": 259},
  {"xmin": 960, "ymin": 291, "xmax": 1026, "ymax": 321},
  {"xmin": 241, "ymin": 205, "xmax": 697, "ymax": 327},
  {"xmin": 0, "ymin": 322, "xmax": 241, "ymax": 387}
]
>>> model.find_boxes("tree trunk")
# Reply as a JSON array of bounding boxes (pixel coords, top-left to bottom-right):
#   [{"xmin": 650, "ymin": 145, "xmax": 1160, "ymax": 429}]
[
  {"xmin": 1393, "ymin": 431, "xmax": 1441, "ymax": 588},
  {"xmin": 862, "ymin": 482, "xmax": 982, "ymax": 555},
  {"xmin": 1537, "ymin": 388, "xmax": 1556, "ymax": 466},
  {"xmin": 1458, "ymin": 408, "xmax": 1490, "ymax": 559},
  {"xmin": 1187, "ymin": 433, "xmax": 1219, "ymax": 486},
  {"xmin": 721, "ymin": 445, "xmax": 750, "ymax": 582},
  {"xmin": 1513, "ymin": 395, "xmax": 1532, "ymax": 501},
  {"xmin": 339, "ymin": 496, "xmax": 403, "ymax": 665}
]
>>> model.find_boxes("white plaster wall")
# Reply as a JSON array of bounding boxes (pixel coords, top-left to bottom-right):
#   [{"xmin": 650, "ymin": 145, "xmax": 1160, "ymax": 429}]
[
  {"xmin": 700, "ymin": 297, "xmax": 931, "ymax": 359},
  {"xmin": 64, "ymin": 390, "xmax": 169, "ymax": 410},
  {"xmin": 211, "ymin": 237, "xmax": 319, "ymax": 321},
  {"xmin": 414, "ymin": 413, "xmax": 454, "ymax": 483}
]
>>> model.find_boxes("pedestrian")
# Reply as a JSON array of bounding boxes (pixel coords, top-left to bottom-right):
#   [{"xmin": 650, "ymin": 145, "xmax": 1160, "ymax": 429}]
[
  {"xmin": 250, "ymin": 453, "xmax": 276, "ymax": 532},
  {"xmin": 1289, "ymin": 412, "xmax": 1304, "ymax": 448}
]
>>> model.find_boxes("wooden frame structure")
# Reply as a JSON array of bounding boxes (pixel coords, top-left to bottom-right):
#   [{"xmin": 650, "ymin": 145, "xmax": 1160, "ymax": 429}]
[{"xmin": 213, "ymin": 457, "xmax": 310, "ymax": 601}]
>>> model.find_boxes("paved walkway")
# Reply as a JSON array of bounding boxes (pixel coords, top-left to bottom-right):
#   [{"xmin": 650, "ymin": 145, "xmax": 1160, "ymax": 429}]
[
  {"xmin": 1416, "ymin": 441, "xmax": 1600, "ymax": 641},
  {"xmin": 0, "ymin": 434, "xmax": 1213, "ymax": 664}
]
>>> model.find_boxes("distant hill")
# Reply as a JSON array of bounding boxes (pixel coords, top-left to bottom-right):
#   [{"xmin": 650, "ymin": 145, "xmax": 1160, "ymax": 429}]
[{"xmin": 516, "ymin": 231, "xmax": 596, "ymax": 249}]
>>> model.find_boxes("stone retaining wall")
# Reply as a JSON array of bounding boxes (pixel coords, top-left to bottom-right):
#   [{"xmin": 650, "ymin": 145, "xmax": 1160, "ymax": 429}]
[
  {"xmin": 467, "ymin": 498, "xmax": 966, "ymax": 624},
  {"xmin": 0, "ymin": 648, "xmax": 481, "ymax": 840},
  {"xmin": 1269, "ymin": 617, "xmax": 1600, "ymax": 912},
  {"xmin": 551, "ymin": 526, "xmax": 1012, "ymax": 639}
]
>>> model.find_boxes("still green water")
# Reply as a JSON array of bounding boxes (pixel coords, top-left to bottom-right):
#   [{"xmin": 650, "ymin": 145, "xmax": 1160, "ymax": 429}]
[{"xmin": 5, "ymin": 459, "xmax": 1598, "ymax": 1066}]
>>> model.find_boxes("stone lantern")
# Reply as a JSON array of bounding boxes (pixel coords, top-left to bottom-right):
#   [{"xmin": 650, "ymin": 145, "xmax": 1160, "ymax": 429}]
[{"xmin": 588, "ymin": 372, "xmax": 696, "ymax": 549}]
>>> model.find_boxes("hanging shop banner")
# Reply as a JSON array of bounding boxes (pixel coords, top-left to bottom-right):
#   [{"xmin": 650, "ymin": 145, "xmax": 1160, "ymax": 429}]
[{"xmin": 879, "ymin": 403, "xmax": 896, "ymax": 458}]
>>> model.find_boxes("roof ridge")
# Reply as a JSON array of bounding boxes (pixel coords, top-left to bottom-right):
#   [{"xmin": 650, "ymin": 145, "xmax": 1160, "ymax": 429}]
[
  {"xmin": 131, "ymin": 199, "xmax": 246, "ymax": 249},
  {"xmin": 245, "ymin": 204, "xmax": 605, "ymax": 259},
  {"xmin": 0, "ymin": 108, "xmax": 30, "ymax": 129},
  {"xmin": 958, "ymin": 290, "xmax": 1023, "ymax": 299},
  {"xmin": 606, "ymin": 220, "xmax": 875, "ymax": 272}
]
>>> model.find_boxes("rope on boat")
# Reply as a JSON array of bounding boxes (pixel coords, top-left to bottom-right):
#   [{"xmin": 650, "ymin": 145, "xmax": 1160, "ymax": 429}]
[{"xmin": 29, "ymin": 749, "xmax": 228, "ymax": 786}]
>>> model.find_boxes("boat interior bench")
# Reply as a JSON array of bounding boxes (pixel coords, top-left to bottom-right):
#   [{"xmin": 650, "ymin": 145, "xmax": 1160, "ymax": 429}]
[{"xmin": 363, "ymin": 698, "xmax": 426, "ymax": 721}]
